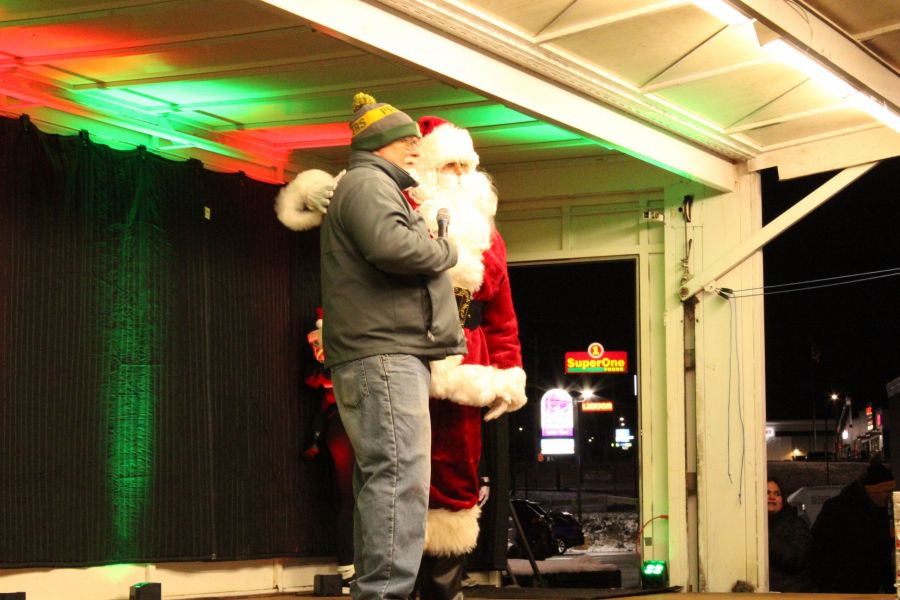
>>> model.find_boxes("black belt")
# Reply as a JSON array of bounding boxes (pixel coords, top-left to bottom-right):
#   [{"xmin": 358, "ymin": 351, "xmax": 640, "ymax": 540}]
[{"xmin": 454, "ymin": 287, "xmax": 483, "ymax": 330}]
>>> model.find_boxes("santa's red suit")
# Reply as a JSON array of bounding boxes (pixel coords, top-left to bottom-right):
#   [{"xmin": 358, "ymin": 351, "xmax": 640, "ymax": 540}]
[{"xmin": 409, "ymin": 117, "xmax": 527, "ymax": 563}]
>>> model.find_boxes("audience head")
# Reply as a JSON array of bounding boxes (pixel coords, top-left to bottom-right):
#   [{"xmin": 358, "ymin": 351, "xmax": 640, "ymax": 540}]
[
  {"xmin": 861, "ymin": 456, "xmax": 895, "ymax": 507},
  {"xmin": 767, "ymin": 477, "xmax": 785, "ymax": 515}
]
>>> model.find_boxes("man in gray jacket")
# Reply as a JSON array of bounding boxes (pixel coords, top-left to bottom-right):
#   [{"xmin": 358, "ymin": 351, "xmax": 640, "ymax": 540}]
[{"xmin": 321, "ymin": 92, "xmax": 467, "ymax": 600}]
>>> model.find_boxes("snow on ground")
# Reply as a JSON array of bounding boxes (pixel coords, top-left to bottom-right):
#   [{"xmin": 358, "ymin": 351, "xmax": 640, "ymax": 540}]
[{"xmin": 582, "ymin": 511, "xmax": 638, "ymax": 553}]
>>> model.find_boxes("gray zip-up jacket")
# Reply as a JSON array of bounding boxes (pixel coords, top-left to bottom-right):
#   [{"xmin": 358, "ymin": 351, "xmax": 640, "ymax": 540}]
[{"xmin": 320, "ymin": 151, "xmax": 467, "ymax": 368}]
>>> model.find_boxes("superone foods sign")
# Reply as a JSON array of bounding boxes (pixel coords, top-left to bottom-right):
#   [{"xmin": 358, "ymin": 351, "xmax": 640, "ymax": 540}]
[{"xmin": 565, "ymin": 342, "xmax": 628, "ymax": 374}]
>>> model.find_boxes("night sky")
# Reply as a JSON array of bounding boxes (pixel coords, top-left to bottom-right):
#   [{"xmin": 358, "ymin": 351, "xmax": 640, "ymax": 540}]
[
  {"xmin": 506, "ymin": 156, "xmax": 899, "ymax": 430},
  {"xmin": 761, "ymin": 156, "xmax": 900, "ymax": 420},
  {"xmin": 508, "ymin": 261, "xmax": 638, "ymax": 461}
]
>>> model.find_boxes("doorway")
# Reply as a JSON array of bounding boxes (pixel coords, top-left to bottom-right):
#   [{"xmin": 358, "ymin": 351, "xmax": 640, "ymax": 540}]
[{"xmin": 505, "ymin": 259, "xmax": 640, "ymax": 587}]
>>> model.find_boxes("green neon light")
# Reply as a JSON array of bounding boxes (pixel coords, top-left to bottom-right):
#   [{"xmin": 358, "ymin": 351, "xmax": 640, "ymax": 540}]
[
  {"xmin": 101, "ymin": 176, "xmax": 162, "ymax": 557},
  {"xmin": 69, "ymin": 89, "xmax": 260, "ymax": 160},
  {"xmin": 103, "ymin": 79, "xmax": 280, "ymax": 105},
  {"xmin": 80, "ymin": 88, "xmax": 171, "ymax": 110},
  {"xmin": 479, "ymin": 122, "xmax": 582, "ymax": 145}
]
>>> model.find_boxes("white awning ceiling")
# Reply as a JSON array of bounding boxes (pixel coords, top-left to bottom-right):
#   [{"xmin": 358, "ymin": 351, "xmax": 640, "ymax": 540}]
[{"xmin": 1, "ymin": 0, "xmax": 897, "ymax": 187}]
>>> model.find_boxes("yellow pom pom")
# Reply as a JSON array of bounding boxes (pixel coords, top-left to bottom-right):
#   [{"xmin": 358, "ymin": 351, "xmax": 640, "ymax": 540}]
[{"xmin": 352, "ymin": 92, "xmax": 376, "ymax": 113}]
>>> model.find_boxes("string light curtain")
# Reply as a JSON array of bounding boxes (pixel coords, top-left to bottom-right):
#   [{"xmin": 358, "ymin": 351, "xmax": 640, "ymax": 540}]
[{"xmin": 0, "ymin": 115, "xmax": 330, "ymax": 566}]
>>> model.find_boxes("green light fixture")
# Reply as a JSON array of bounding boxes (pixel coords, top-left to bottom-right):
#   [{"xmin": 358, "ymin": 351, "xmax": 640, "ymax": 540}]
[{"xmin": 640, "ymin": 559, "xmax": 669, "ymax": 589}]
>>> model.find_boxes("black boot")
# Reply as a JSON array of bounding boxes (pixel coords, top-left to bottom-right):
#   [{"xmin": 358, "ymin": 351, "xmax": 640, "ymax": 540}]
[{"xmin": 415, "ymin": 553, "xmax": 466, "ymax": 600}]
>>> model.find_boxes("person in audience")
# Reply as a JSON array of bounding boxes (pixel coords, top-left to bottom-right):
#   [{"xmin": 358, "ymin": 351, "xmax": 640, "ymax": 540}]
[
  {"xmin": 811, "ymin": 455, "xmax": 895, "ymax": 593},
  {"xmin": 766, "ymin": 477, "xmax": 813, "ymax": 592}
]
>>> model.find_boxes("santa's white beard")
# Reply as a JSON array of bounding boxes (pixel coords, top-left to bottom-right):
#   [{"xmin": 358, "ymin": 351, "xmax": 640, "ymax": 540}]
[{"xmin": 413, "ymin": 171, "xmax": 496, "ymax": 292}]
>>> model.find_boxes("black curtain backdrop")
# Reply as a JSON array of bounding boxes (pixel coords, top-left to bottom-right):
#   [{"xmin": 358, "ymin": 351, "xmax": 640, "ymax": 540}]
[{"xmin": 0, "ymin": 115, "xmax": 332, "ymax": 566}]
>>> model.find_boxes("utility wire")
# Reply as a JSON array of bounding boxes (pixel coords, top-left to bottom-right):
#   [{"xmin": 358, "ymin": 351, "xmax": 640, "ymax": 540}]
[
  {"xmin": 718, "ymin": 266, "xmax": 900, "ymax": 299},
  {"xmin": 724, "ymin": 294, "xmax": 746, "ymax": 503}
]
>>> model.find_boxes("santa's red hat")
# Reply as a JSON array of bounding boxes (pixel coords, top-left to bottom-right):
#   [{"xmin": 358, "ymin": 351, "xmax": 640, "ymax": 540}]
[{"xmin": 416, "ymin": 115, "xmax": 480, "ymax": 174}]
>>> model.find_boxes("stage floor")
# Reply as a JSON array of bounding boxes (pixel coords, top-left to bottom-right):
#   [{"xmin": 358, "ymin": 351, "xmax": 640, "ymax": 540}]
[{"xmin": 198, "ymin": 591, "xmax": 895, "ymax": 600}]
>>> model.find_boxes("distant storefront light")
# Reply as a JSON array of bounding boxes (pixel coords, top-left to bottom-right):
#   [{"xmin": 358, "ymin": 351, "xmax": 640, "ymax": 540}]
[
  {"xmin": 615, "ymin": 427, "xmax": 634, "ymax": 449},
  {"xmin": 582, "ymin": 400, "xmax": 613, "ymax": 412},
  {"xmin": 541, "ymin": 438, "xmax": 575, "ymax": 455}
]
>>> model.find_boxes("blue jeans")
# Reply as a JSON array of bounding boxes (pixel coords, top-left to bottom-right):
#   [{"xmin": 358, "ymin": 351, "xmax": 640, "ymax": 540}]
[{"xmin": 332, "ymin": 354, "xmax": 432, "ymax": 600}]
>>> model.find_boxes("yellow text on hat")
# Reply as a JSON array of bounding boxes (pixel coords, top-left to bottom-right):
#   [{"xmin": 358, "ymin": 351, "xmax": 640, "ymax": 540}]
[{"xmin": 350, "ymin": 104, "xmax": 399, "ymax": 136}]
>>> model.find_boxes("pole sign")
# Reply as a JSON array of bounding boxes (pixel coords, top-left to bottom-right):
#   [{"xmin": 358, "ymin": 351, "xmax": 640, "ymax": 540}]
[
  {"xmin": 540, "ymin": 389, "xmax": 574, "ymax": 437},
  {"xmin": 565, "ymin": 342, "xmax": 628, "ymax": 374},
  {"xmin": 539, "ymin": 388, "xmax": 575, "ymax": 456}
]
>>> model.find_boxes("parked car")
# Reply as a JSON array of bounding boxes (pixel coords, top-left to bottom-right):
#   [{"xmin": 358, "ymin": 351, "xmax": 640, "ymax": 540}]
[
  {"xmin": 508, "ymin": 499, "xmax": 586, "ymax": 558},
  {"xmin": 508, "ymin": 498, "xmax": 555, "ymax": 560},
  {"xmin": 548, "ymin": 509, "xmax": 585, "ymax": 554}
]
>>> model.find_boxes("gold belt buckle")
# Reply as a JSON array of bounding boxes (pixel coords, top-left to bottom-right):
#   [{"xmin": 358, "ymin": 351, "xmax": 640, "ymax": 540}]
[{"xmin": 454, "ymin": 287, "xmax": 472, "ymax": 327}]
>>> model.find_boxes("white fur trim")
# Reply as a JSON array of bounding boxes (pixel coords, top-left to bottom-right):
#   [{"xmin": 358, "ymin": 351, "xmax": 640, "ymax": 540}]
[
  {"xmin": 495, "ymin": 366, "xmax": 528, "ymax": 412},
  {"xmin": 274, "ymin": 169, "xmax": 333, "ymax": 231},
  {"xmin": 424, "ymin": 505, "xmax": 481, "ymax": 556},
  {"xmin": 449, "ymin": 242, "xmax": 485, "ymax": 292},
  {"xmin": 430, "ymin": 356, "xmax": 495, "ymax": 407},
  {"xmin": 430, "ymin": 359, "xmax": 527, "ymax": 411},
  {"xmin": 417, "ymin": 123, "xmax": 479, "ymax": 174}
]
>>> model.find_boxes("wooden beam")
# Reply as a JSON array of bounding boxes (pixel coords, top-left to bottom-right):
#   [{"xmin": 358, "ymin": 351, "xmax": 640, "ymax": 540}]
[
  {"xmin": 261, "ymin": 0, "xmax": 737, "ymax": 191},
  {"xmin": 679, "ymin": 162, "xmax": 877, "ymax": 300}
]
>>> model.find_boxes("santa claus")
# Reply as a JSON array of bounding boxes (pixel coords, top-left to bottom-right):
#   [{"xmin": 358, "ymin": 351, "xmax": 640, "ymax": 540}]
[{"xmin": 276, "ymin": 115, "xmax": 527, "ymax": 599}]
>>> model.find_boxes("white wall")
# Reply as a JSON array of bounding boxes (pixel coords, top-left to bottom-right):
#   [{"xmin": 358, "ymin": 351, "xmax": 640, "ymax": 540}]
[
  {"xmin": 493, "ymin": 154, "xmax": 675, "ymax": 576},
  {"xmin": 684, "ymin": 171, "xmax": 768, "ymax": 591},
  {"xmin": 494, "ymin": 155, "xmax": 767, "ymax": 592}
]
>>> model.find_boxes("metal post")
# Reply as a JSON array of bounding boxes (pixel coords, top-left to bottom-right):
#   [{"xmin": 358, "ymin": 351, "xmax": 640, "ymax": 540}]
[
  {"xmin": 575, "ymin": 401, "xmax": 583, "ymax": 522},
  {"xmin": 508, "ymin": 497, "xmax": 544, "ymax": 587}
]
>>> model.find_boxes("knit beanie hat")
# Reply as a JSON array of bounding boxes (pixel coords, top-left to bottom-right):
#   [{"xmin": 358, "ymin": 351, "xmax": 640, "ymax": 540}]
[
  {"xmin": 415, "ymin": 115, "xmax": 480, "ymax": 174},
  {"xmin": 862, "ymin": 459, "xmax": 895, "ymax": 493},
  {"xmin": 349, "ymin": 92, "xmax": 420, "ymax": 151}
]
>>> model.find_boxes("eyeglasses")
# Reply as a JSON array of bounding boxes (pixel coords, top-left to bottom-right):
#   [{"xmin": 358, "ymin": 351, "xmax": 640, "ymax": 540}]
[{"xmin": 397, "ymin": 136, "xmax": 421, "ymax": 150}]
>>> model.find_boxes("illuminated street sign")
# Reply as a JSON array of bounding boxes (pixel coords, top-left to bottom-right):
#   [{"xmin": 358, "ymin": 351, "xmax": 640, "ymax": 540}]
[
  {"xmin": 540, "ymin": 389, "xmax": 574, "ymax": 456},
  {"xmin": 540, "ymin": 389, "xmax": 573, "ymax": 437},
  {"xmin": 565, "ymin": 341, "xmax": 628, "ymax": 374},
  {"xmin": 541, "ymin": 438, "xmax": 575, "ymax": 455},
  {"xmin": 582, "ymin": 400, "xmax": 614, "ymax": 412}
]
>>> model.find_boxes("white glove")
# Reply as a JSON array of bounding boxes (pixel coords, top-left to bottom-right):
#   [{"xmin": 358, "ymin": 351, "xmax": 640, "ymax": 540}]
[
  {"xmin": 275, "ymin": 169, "xmax": 335, "ymax": 231},
  {"xmin": 305, "ymin": 169, "xmax": 345, "ymax": 214},
  {"xmin": 483, "ymin": 396, "xmax": 510, "ymax": 421}
]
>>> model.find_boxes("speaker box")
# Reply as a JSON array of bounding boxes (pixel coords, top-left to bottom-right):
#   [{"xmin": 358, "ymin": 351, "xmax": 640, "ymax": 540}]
[
  {"xmin": 313, "ymin": 574, "xmax": 342, "ymax": 596},
  {"xmin": 129, "ymin": 582, "xmax": 161, "ymax": 600}
]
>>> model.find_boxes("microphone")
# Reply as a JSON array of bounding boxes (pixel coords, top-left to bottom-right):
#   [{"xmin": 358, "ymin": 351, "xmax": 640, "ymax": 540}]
[{"xmin": 436, "ymin": 208, "xmax": 450, "ymax": 238}]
